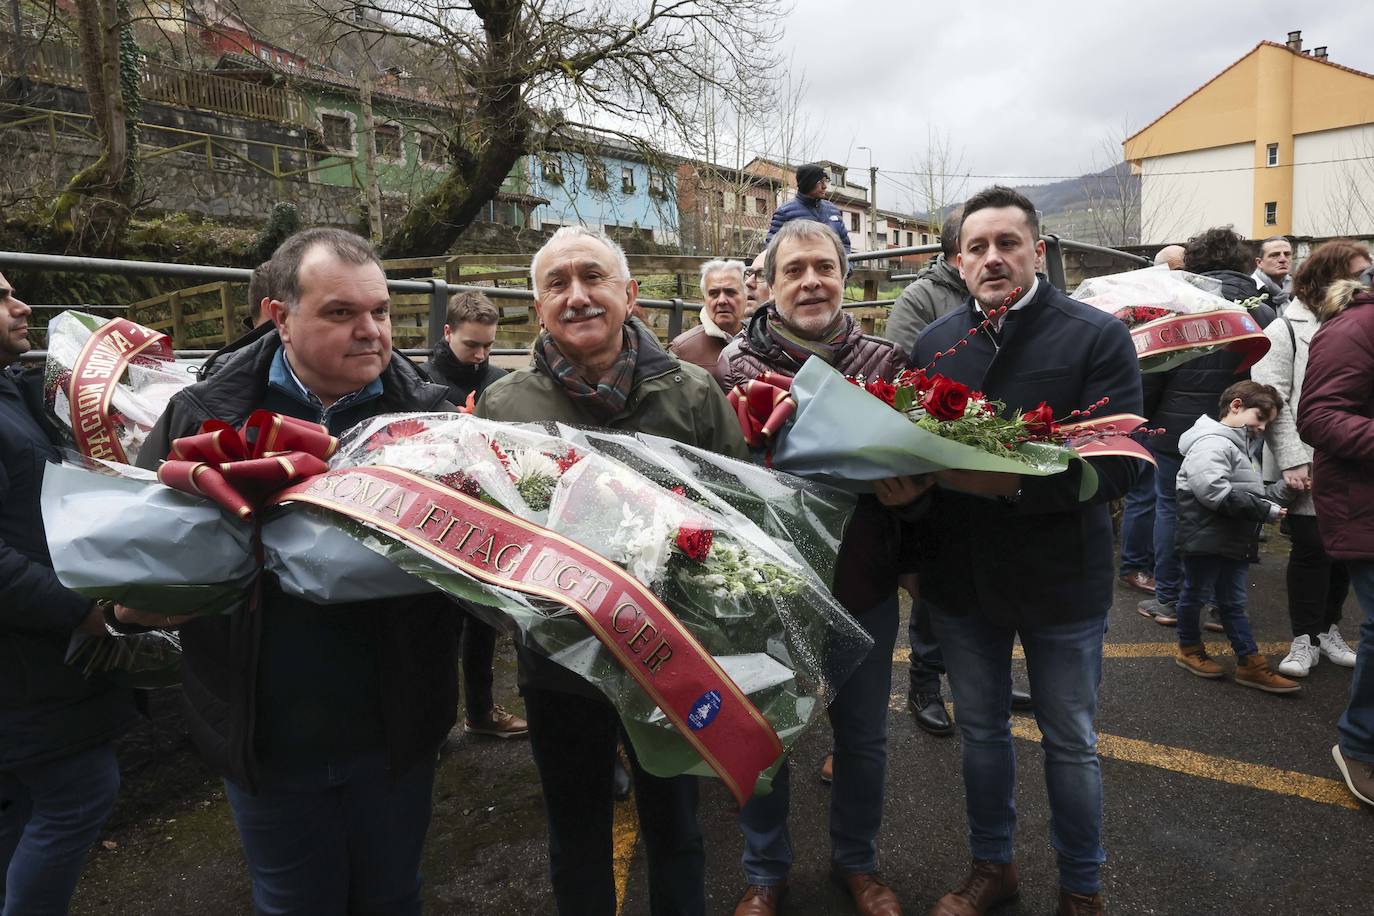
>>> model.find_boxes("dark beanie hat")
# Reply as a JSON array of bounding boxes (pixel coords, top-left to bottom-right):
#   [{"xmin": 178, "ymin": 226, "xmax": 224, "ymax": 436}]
[{"xmin": 795, "ymin": 163, "xmax": 828, "ymax": 194}]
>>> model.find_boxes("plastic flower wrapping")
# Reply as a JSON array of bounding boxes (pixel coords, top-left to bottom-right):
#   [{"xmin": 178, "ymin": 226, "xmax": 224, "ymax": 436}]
[
  {"xmin": 42, "ymin": 410, "xmax": 869, "ymax": 802},
  {"xmin": 42, "ymin": 310, "xmax": 196, "ymax": 465},
  {"xmin": 1071, "ymin": 266, "xmax": 1271, "ymax": 372}
]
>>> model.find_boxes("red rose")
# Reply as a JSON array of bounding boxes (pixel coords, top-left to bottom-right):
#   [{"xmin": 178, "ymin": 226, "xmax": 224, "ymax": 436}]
[
  {"xmin": 1021, "ymin": 401, "xmax": 1058, "ymax": 438},
  {"xmin": 898, "ymin": 369, "xmax": 935, "ymax": 393},
  {"xmin": 366, "ymin": 417, "xmax": 428, "ymax": 449},
  {"xmin": 865, "ymin": 378, "xmax": 897, "ymax": 406},
  {"xmin": 922, "ymin": 375, "xmax": 972, "ymax": 421},
  {"xmin": 438, "ymin": 470, "xmax": 481, "ymax": 497},
  {"xmin": 675, "ymin": 524, "xmax": 714, "ymax": 563}
]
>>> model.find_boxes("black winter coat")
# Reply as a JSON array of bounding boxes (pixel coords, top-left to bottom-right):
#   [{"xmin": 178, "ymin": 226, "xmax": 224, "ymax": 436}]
[
  {"xmin": 422, "ymin": 342, "xmax": 507, "ymax": 407},
  {"xmin": 1141, "ymin": 270, "xmax": 1276, "ymax": 458},
  {"xmin": 912, "ymin": 278, "xmax": 1146, "ymax": 626},
  {"xmin": 138, "ymin": 333, "xmax": 460, "ymax": 791},
  {"xmin": 1, "ymin": 367, "xmax": 137, "ymax": 769}
]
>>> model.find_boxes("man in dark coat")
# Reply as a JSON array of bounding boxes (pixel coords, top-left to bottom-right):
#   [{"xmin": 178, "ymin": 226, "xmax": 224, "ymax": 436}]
[
  {"xmin": 721, "ymin": 219, "xmax": 926, "ymax": 916},
  {"xmin": 476, "ymin": 225, "xmax": 748, "ymax": 916},
  {"xmin": 913, "ymin": 186, "xmax": 1145, "ymax": 916},
  {"xmin": 421, "ymin": 290, "xmax": 526, "ymax": 739},
  {"xmin": 885, "ymin": 211, "xmax": 968, "ymax": 357},
  {"xmin": 1297, "ymin": 276, "xmax": 1374, "ymax": 808},
  {"xmin": 1136, "ymin": 227, "xmax": 1277, "ymax": 626},
  {"xmin": 764, "ymin": 163, "xmax": 853, "ymax": 254},
  {"xmin": 423, "ymin": 290, "xmax": 508, "ymax": 409},
  {"xmin": 138, "ymin": 228, "xmax": 459, "ymax": 914},
  {"xmin": 0, "ymin": 272, "xmax": 139, "ymax": 913}
]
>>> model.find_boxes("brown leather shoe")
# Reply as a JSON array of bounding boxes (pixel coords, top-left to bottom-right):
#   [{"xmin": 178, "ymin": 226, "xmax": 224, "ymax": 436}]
[
  {"xmin": 927, "ymin": 860, "xmax": 1018, "ymax": 916},
  {"xmin": 832, "ymin": 871, "xmax": 901, "ymax": 915},
  {"xmin": 1118, "ymin": 571, "xmax": 1155, "ymax": 594},
  {"xmin": 1056, "ymin": 888, "xmax": 1104, "ymax": 915},
  {"xmin": 734, "ymin": 883, "xmax": 786, "ymax": 916}
]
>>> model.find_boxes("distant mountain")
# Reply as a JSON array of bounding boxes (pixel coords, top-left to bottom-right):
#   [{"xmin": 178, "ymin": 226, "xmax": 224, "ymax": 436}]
[{"xmin": 941, "ymin": 163, "xmax": 1141, "ymax": 246}]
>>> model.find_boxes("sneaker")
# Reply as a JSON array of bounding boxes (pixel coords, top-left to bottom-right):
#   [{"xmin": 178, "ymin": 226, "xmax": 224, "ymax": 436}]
[
  {"xmin": 1203, "ymin": 604, "xmax": 1224, "ymax": 633},
  {"xmin": 1278, "ymin": 635, "xmax": 1320, "ymax": 677},
  {"xmin": 1136, "ymin": 598, "xmax": 1177, "ymax": 626},
  {"xmin": 1175, "ymin": 644, "xmax": 1224, "ymax": 679},
  {"xmin": 1234, "ymin": 655, "xmax": 1301, "ymax": 694},
  {"xmin": 1332, "ymin": 745, "xmax": 1374, "ymax": 807},
  {"xmin": 464, "ymin": 705, "xmax": 529, "ymax": 738},
  {"xmin": 1319, "ymin": 625, "xmax": 1358, "ymax": 668}
]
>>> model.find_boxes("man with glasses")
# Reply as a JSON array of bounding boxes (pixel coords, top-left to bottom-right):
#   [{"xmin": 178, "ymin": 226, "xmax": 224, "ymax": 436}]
[
  {"xmin": 476, "ymin": 225, "xmax": 748, "ymax": 915},
  {"xmin": 744, "ymin": 252, "xmax": 771, "ymax": 316}
]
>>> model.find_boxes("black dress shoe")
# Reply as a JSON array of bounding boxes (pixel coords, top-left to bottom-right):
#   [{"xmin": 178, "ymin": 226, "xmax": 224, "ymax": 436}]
[
  {"xmin": 909, "ymin": 692, "xmax": 954, "ymax": 736},
  {"xmin": 1010, "ymin": 689, "xmax": 1033, "ymax": 712}
]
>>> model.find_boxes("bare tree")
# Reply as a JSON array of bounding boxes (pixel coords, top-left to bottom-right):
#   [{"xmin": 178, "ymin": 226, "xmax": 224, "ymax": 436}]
[
  {"xmin": 285, "ymin": 0, "xmax": 784, "ymax": 257},
  {"xmin": 908, "ymin": 127, "xmax": 969, "ymax": 236},
  {"xmin": 49, "ymin": 0, "xmax": 142, "ymax": 254},
  {"xmin": 1081, "ymin": 125, "xmax": 1141, "ymax": 246}
]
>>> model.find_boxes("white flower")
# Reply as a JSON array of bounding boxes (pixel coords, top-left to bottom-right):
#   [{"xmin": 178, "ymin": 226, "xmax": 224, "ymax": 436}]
[{"xmin": 511, "ymin": 448, "xmax": 559, "ymax": 482}]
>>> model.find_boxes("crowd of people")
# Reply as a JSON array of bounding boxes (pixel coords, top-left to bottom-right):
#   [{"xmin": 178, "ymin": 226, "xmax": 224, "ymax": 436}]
[{"xmin": 3, "ymin": 164, "xmax": 1374, "ymax": 916}]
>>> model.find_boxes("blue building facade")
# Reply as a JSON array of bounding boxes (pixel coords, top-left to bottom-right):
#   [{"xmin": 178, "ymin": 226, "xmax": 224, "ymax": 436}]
[{"xmin": 520, "ymin": 140, "xmax": 679, "ymax": 245}]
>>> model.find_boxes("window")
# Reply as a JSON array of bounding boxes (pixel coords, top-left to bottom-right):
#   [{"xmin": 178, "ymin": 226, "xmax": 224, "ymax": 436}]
[
  {"xmin": 321, "ymin": 113, "xmax": 353, "ymax": 152},
  {"xmin": 586, "ymin": 160, "xmax": 609, "ymax": 191},
  {"xmin": 648, "ymin": 171, "xmax": 667, "ymax": 197},
  {"xmin": 1266, "ymin": 143, "xmax": 1279, "ymax": 167},
  {"xmin": 754, "ymin": 197, "xmax": 766, "ymax": 215},
  {"xmin": 921, "ymin": 233, "xmax": 929, "ymax": 245},
  {"xmin": 1264, "ymin": 201, "xmax": 1278, "ymax": 225},
  {"xmin": 258, "ymin": 47, "xmax": 270, "ymax": 61},
  {"xmin": 850, "ymin": 212, "xmax": 860, "ymax": 231},
  {"xmin": 416, "ymin": 131, "xmax": 442, "ymax": 164},
  {"xmin": 906, "ymin": 232, "xmax": 913, "ymax": 246},
  {"xmin": 831, "ymin": 167, "xmax": 846, "ymax": 186},
  {"xmin": 373, "ymin": 123, "xmax": 402, "ymax": 160},
  {"xmin": 715, "ymin": 191, "xmax": 725, "ymax": 211},
  {"xmin": 621, "ymin": 166, "xmax": 635, "ymax": 193},
  {"xmin": 540, "ymin": 155, "xmax": 563, "ymax": 183},
  {"xmin": 891, "ymin": 230, "xmax": 899, "ymax": 244}
]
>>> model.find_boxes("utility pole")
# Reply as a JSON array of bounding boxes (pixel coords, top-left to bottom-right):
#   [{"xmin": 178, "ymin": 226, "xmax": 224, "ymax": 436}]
[
  {"xmin": 858, "ymin": 145, "xmax": 878, "ymax": 251},
  {"xmin": 353, "ymin": 6, "xmax": 383, "ymax": 244}
]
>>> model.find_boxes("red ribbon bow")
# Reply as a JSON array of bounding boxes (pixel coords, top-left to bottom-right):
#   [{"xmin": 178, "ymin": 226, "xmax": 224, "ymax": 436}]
[
  {"xmin": 726, "ymin": 372, "xmax": 797, "ymax": 449},
  {"xmin": 157, "ymin": 411, "xmax": 338, "ymax": 520}
]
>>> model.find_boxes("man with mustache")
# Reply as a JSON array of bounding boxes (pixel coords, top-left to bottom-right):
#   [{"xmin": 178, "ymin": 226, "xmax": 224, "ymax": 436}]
[
  {"xmin": 720, "ymin": 219, "xmax": 925, "ymax": 916},
  {"xmin": 475, "ymin": 225, "xmax": 748, "ymax": 915},
  {"xmin": 669, "ymin": 258, "xmax": 747, "ymax": 382},
  {"xmin": 913, "ymin": 186, "xmax": 1145, "ymax": 916},
  {"xmin": 1, "ymin": 272, "xmax": 139, "ymax": 913},
  {"xmin": 139, "ymin": 228, "xmax": 460, "ymax": 914}
]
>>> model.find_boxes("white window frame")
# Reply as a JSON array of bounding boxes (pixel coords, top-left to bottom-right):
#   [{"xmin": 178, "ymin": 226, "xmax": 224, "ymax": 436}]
[{"xmin": 317, "ymin": 108, "xmax": 357, "ymax": 155}]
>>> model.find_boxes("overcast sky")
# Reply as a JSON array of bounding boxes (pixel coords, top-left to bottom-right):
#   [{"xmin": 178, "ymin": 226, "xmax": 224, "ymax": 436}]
[{"xmin": 771, "ymin": 1, "xmax": 1374, "ymax": 210}]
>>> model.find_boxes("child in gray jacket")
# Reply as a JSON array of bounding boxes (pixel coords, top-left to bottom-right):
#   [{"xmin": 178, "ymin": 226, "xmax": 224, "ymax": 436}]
[{"xmin": 1175, "ymin": 380, "xmax": 1297, "ymax": 693}]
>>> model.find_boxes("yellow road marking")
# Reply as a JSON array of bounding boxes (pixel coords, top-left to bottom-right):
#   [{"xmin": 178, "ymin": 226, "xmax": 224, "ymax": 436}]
[
  {"xmin": 1011, "ymin": 719, "xmax": 1363, "ymax": 811},
  {"xmin": 892, "ymin": 640, "xmax": 1291, "ymax": 664},
  {"xmin": 613, "ymin": 794, "xmax": 640, "ymax": 913}
]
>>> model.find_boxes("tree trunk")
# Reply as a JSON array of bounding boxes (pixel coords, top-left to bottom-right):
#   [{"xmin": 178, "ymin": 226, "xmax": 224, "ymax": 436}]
[{"xmin": 51, "ymin": 0, "xmax": 139, "ymax": 255}]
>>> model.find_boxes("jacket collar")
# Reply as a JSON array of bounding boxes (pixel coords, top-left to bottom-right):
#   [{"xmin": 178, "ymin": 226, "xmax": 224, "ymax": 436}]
[
  {"xmin": 430, "ymin": 339, "xmax": 490, "ymax": 385},
  {"xmin": 697, "ymin": 307, "xmax": 736, "ymax": 342}
]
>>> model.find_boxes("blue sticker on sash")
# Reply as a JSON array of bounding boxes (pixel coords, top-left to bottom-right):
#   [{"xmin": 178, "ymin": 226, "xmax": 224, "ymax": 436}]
[{"xmin": 687, "ymin": 690, "xmax": 722, "ymax": 730}]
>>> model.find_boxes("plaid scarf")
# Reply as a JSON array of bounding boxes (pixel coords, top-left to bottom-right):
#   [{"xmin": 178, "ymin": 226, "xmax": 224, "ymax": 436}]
[
  {"xmin": 533, "ymin": 325, "xmax": 639, "ymax": 423},
  {"xmin": 764, "ymin": 303, "xmax": 854, "ymax": 366}
]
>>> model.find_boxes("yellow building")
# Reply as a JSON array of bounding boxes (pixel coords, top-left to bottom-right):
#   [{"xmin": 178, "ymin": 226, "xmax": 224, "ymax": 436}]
[{"xmin": 1124, "ymin": 32, "xmax": 1374, "ymax": 243}]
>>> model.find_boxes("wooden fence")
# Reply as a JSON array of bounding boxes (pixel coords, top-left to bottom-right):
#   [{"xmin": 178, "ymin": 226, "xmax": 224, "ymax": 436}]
[{"xmin": 0, "ymin": 32, "xmax": 311, "ymax": 126}]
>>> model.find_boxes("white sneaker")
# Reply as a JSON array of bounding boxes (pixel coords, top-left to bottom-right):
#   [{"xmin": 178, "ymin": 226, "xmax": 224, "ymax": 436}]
[
  {"xmin": 1319, "ymin": 625, "xmax": 1358, "ymax": 668},
  {"xmin": 1278, "ymin": 635, "xmax": 1320, "ymax": 677}
]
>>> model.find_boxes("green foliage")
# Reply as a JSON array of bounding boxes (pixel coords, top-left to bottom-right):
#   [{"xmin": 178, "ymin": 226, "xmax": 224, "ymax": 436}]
[{"xmin": 251, "ymin": 202, "xmax": 302, "ymax": 263}]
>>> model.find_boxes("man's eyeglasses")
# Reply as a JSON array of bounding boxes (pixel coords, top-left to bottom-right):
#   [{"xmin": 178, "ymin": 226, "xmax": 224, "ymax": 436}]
[{"xmin": 743, "ymin": 268, "xmax": 761, "ymax": 280}]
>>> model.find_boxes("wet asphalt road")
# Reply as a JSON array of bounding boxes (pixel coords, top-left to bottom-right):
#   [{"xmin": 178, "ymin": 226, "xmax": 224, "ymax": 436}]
[{"xmin": 73, "ymin": 536, "xmax": 1371, "ymax": 915}]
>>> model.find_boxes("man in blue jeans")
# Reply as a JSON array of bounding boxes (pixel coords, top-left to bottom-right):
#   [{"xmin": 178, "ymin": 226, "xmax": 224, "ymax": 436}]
[
  {"xmin": 1116, "ymin": 465, "xmax": 1156, "ymax": 593},
  {"xmin": 912, "ymin": 187, "xmax": 1145, "ymax": 916},
  {"xmin": 0, "ymin": 271, "xmax": 140, "ymax": 912}
]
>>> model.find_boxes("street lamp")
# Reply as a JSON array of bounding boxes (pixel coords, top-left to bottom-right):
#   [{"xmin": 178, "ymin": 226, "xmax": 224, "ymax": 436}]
[{"xmin": 856, "ymin": 146, "xmax": 878, "ymax": 252}]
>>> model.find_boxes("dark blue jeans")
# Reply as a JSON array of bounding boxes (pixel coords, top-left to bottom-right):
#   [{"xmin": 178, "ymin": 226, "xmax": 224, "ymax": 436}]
[
  {"xmin": 457, "ymin": 604, "xmax": 497, "ymax": 719},
  {"xmin": 0, "ymin": 742, "xmax": 120, "ymax": 916},
  {"xmin": 908, "ymin": 597, "xmax": 945, "ymax": 695},
  {"xmin": 739, "ymin": 595, "xmax": 899, "ymax": 883},
  {"xmin": 1178, "ymin": 554, "xmax": 1257, "ymax": 656},
  {"xmin": 933, "ymin": 609, "xmax": 1107, "ymax": 896},
  {"xmin": 223, "ymin": 750, "xmax": 436, "ymax": 916},
  {"xmin": 524, "ymin": 687, "xmax": 704, "ymax": 916},
  {"xmin": 1150, "ymin": 450, "xmax": 1183, "ymax": 602},
  {"xmin": 1118, "ymin": 463, "xmax": 1157, "ymax": 576},
  {"xmin": 1339, "ymin": 561, "xmax": 1374, "ymax": 764}
]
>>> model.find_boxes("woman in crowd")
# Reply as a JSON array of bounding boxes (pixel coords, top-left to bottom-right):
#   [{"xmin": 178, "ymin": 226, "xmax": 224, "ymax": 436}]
[{"xmin": 1253, "ymin": 240, "xmax": 1371, "ymax": 677}]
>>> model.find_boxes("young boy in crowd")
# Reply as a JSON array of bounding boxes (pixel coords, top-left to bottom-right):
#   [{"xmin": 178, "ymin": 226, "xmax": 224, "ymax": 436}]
[{"xmin": 1174, "ymin": 380, "xmax": 1298, "ymax": 693}]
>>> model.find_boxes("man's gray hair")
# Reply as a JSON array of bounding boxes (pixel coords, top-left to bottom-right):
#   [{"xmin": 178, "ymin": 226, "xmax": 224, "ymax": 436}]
[
  {"xmin": 698, "ymin": 258, "xmax": 746, "ymax": 297},
  {"xmin": 530, "ymin": 225, "xmax": 632, "ymax": 296},
  {"xmin": 763, "ymin": 219, "xmax": 848, "ymax": 285},
  {"xmin": 268, "ymin": 227, "xmax": 383, "ymax": 314}
]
